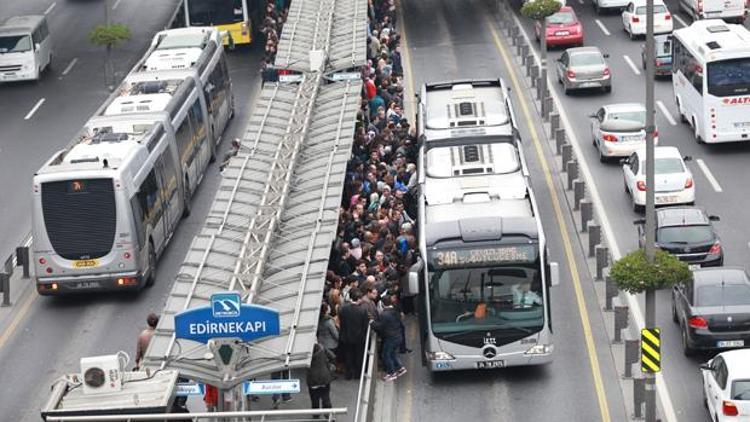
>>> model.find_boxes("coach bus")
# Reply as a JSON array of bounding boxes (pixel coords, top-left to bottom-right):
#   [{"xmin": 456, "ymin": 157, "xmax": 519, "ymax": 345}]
[
  {"xmin": 672, "ymin": 19, "xmax": 750, "ymax": 144},
  {"xmin": 180, "ymin": 0, "xmax": 264, "ymax": 47},
  {"xmin": 32, "ymin": 71, "xmax": 214, "ymax": 295}
]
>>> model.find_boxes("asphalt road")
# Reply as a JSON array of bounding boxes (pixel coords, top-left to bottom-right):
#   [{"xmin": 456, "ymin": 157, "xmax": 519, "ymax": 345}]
[
  {"xmin": 395, "ymin": 0, "xmax": 629, "ymax": 420},
  {"xmin": 0, "ymin": 2, "xmax": 263, "ymax": 420},
  {"xmin": 509, "ymin": 0, "xmax": 750, "ymax": 420}
]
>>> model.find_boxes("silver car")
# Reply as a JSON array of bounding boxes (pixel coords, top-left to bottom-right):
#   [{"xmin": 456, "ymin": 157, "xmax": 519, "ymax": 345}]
[
  {"xmin": 556, "ymin": 46, "xmax": 612, "ymax": 95},
  {"xmin": 589, "ymin": 103, "xmax": 658, "ymax": 162}
]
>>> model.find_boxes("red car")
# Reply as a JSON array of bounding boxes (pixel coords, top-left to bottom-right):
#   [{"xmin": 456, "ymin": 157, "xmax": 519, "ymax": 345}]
[{"xmin": 535, "ymin": 7, "xmax": 584, "ymax": 48}]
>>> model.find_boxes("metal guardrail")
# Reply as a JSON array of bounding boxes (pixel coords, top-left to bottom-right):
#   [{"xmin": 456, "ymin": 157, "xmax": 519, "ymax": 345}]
[
  {"xmin": 45, "ymin": 408, "xmax": 347, "ymax": 421},
  {"xmin": 354, "ymin": 324, "xmax": 377, "ymax": 422}
]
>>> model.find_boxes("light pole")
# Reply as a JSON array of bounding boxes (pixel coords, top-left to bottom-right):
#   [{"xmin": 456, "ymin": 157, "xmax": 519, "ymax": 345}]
[{"xmin": 644, "ymin": 0, "xmax": 657, "ymax": 418}]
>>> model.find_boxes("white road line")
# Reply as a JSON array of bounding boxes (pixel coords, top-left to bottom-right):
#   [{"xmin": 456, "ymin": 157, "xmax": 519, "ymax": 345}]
[
  {"xmin": 61, "ymin": 57, "xmax": 78, "ymax": 76},
  {"xmin": 44, "ymin": 2, "xmax": 56, "ymax": 15},
  {"xmin": 696, "ymin": 159, "xmax": 723, "ymax": 192},
  {"xmin": 24, "ymin": 98, "xmax": 46, "ymax": 120},
  {"xmin": 112, "ymin": 0, "xmax": 123, "ymax": 9},
  {"xmin": 656, "ymin": 100, "xmax": 677, "ymax": 126},
  {"xmin": 673, "ymin": 14, "xmax": 688, "ymax": 28},
  {"xmin": 578, "ymin": 0, "xmax": 584, "ymax": 4},
  {"xmin": 595, "ymin": 19, "xmax": 611, "ymax": 36},
  {"xmin": 509, "ymin": 11, "xmax": 679, "ymax": 422},
  {"xmin": 623, "ymin": 54, "xmax": 641, "ymax": 75}
]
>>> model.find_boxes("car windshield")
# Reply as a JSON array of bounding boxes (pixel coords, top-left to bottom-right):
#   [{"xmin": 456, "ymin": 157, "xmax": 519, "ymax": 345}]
[
  {"xmin": 636, "ymin": 5, "xmax": 667, "ymax": 14},
  {"xmin": 696, "ymin": 283, "xmax": 750, "ymax": 306},
  {"xmin": 603, "ymin": 110, "xmax": 646, "ymax": 131},
  {"xmin": 570, "ymin": 53, "xmax": 604, "ymax": 66},
  {"xmin": 548, "ymin": 11, "xmax": 575, "ymax": 24},
  {"xmin": 733, "ymin": 380, "xmax": 750, "ymax": 401},
  {"xmin": 0, "ymin": 35, "xmax": 32, "ymax": 54},
  {"xmin": 428, "ymin": 265, "xmax": 544, "ymax": 335},
  {"xmin": 657, "ymin": 225, "xmax": 713, "ymax": 243},
  {"xmin": 654, "ymin": 157, "xmax": 684, "ymax": 174}
]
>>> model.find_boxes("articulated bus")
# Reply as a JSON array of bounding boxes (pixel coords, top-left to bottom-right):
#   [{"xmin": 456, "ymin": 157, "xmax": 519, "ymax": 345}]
[
  {"xmin": 32, "ymin": 68, "xmax": 216, "ymax": 295},
  {"xmin": 180, "ymin": 0, "xmax": 264, "ymax": 47},
  {"xmin": 408, "ymin": 79, "xmax": 559, "ymax": 371},
  {"xmin": 672, "ymin": 20, "xmax": 750, "ymax": 144}
]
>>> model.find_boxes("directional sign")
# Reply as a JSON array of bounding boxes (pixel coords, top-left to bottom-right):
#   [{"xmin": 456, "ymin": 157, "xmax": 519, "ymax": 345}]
[
  {"xmin": 641, "ymin": 328, "xmax": 661, "ymax": 373},
  {"xmin": 174, "ymin": 291, "xmax": 281, "ymax": 344},
  {"xmin": 243, "ymin": 379, "xmax": 301, "ymax": 396},
  {"xmin": 175, "ymin": 382, "xmax": 205, "ymax": 397}
]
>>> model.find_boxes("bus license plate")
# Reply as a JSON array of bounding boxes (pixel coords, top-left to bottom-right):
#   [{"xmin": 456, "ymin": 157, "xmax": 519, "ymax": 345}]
[
  {"xmin": 73, "ymin": 259, "xmax": 99, "ymax": 268},
  {"xmin": 717, "ymin": 340, "xmax": 744, "ymax": 348},
  {"xmin": 74, "ymin": 281, "xmax": 101, "ymax": 289},
  {"xmin": 688, "ymin": 264, "xmax": 701, "ymax": 270},
  {"xmin": 476, "ymin": 360, "xmax": 505, "ymax": 369}
]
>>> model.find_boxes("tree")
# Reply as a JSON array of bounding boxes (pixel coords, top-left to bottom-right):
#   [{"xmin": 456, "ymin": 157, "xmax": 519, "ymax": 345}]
[
  {"xmin": 520, "ymin": 0, "xmax": 562, "ymax": 105},
  {"xmin": 609, "ymin": 249, "xmax": 692, "ymax": 294},
  {"xmin": 89, "ymin": 23, "xmax": 131, "ymax": 90}
]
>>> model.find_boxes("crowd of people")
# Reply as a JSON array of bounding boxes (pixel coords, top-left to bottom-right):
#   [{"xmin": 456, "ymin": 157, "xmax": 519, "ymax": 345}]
[{"xmin": 260, "ymin": 0, "xmax": 290, "ymax": 84}]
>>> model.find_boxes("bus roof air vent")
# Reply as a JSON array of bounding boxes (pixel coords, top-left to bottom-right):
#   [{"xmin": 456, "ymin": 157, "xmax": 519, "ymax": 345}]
[
  {"xmin": 462, "ymin": 145, "xmax": 480, "ymax": 162},
  {"xmin": 458, "ymin": 102, "xmax": 474, "ymax": 116},
  {"xmin": 706, "ymin": 41, "xmax": 721, "ymax": 50},
  {"xmin": 91, "ymin": 133, "xmax": 129, "ymax": 144},
  {"xmin": 707, "ymin": 24, "xmax": 729, "ymax": 33}
]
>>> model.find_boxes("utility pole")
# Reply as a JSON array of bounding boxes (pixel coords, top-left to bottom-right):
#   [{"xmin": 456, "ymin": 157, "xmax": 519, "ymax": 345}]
[{"xmin": 644, "ymin": 0, "xmax": 657, "ymax": 418}]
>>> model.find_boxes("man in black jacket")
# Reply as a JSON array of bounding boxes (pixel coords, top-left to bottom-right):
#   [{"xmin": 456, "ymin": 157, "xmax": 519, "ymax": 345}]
[
  {"xmin": 306, "ymin": 342, "xmax": 334, "ymax": 419},
  {"xmin": 337, "ymin": 288, "xmax": 370, "ymax": 379},
  {"xmin": 371, "ymin": 295, "xmax": 406, "ymax": 381}
]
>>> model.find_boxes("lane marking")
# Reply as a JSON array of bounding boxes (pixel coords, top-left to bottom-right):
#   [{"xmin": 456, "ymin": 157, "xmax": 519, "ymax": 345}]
[
  {"xmin": 510, "ymin": 10, "xmax": 680, "ymax": 422},
  {"xmin": 24, "ymin": 98, "xmax": 46, "ymax": 120},
  {"xmin": 673, "ymin": 14, "xmax": 688, "ymax": 28},
  {"xmin": 696, "ymin": 159, "xmax": 723, "ymax": 192},
  {"xmin": 44, "ymin": 2, "xmax": 57, "ymax": 15},
  {"xmin": 61, "ymin": 57, "xmax": 78, "ymax": 77},
  {"xmin": 112, "ymin": 0, "xmax": 123, "ymax": 10},
  {"xmin": 595, "ymin": 19, "xmax": 611, "ymax": 36},
  {"xmin": 656, "ymin": 100, "xmax": 677, "ymax": 126},
  {"xmin": 623, "ymin": 54, "xmax": 641, "ymax": 75},
  {"xmin": 578, "ymin": 0, "xmax": 584, "ymax": 3},
  {"xmin": 0, "ymin": 287, "xmax": 38, "ymax": 353},
  {"xmin": 489, "ymin": 17, "xmax": 612, "ymax": 422}
]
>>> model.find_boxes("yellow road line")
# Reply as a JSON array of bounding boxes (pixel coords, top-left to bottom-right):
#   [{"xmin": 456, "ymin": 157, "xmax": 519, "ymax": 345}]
[
  {"xmin": 0, "ymin": 285, "xmax": 37, "ymax": 352},
  {"xmin": 487, "ymin": 17, "xmax": 612, "ymax": 422}
]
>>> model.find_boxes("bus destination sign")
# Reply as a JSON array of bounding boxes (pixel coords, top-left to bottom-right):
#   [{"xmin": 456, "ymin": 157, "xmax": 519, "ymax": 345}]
[{"xmin": 429, "ymin": 245, "xmax": 537, "ymax": 269}]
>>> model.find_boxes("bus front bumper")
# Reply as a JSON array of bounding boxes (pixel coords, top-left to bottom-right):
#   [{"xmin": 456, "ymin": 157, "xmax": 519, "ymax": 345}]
[
  {"xmin": 427, "ymin": 347, "xmax": 553, "ymax": 371},
  {"xmin": 36, "ymin": 272, "xmax": 144, "ymax": 295}
]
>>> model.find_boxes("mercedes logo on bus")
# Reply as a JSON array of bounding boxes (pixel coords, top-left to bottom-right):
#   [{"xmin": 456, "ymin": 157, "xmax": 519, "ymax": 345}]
[{"xmin": 482, "ymin": 346, "xmax": 497, "ymax": 359}]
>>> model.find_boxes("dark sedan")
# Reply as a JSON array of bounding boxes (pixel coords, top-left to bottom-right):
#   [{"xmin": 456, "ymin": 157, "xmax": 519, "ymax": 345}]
[
  {"xmin": 635, "ymin": 206, "xmax": 723, "ymax": 268},
  {"xmin": 672, "ymin": 267, "xmax": 750, "ymax": 356}
]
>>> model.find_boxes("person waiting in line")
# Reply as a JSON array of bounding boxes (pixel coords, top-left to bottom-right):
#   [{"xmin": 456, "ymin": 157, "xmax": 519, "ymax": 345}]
[
  {"xmin": 134, "ymin": 312, "xmax": 159, "ymax": 370},
  {"xmin": 306, "ymin": 342, "xmax": 334, "ymax": 419},
  {"xmin": 512, "ymin": 282, "xmax": 543, "ymax": 308}
]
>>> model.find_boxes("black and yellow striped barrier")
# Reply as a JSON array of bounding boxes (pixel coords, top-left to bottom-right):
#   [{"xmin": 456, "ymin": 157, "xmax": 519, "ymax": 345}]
[{"xmin": 641, "ymin": 328, "xmax": 661, "ymax": 373}]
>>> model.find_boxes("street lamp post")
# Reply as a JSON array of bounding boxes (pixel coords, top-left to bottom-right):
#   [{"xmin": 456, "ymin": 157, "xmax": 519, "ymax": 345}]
[{"xmin": 644, "ymin": 0, "xmax": 657, "ymax": 419}]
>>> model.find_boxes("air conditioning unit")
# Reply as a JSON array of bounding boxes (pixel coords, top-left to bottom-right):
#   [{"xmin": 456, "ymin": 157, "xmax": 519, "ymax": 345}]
[{"xmin": 80, "ymin": 354, "xmax": 124, "ymax": 395}]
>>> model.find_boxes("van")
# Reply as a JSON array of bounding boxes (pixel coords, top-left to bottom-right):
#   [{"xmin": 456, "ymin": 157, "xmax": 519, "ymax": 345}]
[
  {"xmin": 678, "ymin": 0, "xmax": 746, "ymax": 23},
  {"xmin": 0, "ymin": 15, "xmax": 53, "ymax": 82}
]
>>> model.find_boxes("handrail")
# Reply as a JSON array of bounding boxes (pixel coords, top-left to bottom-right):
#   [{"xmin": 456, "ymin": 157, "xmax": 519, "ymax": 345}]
[
  {"xmin": 354, "ymin": 322, "xmax": 378, "ymax": 422},
  {"xmin": 45, "ymin": 408, "xmax": 348, "ymax": 421}
]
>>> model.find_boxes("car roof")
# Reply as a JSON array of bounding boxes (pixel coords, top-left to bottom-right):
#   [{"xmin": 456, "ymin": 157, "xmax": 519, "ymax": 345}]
[
  {"xmin": 629, "ymin": 0, "xmax": 666, "ymax": 6},
  {"xmin": 604, "ymin": 103, "xmax": 645, "ymax": 113},
  {"xmin": 557, "ymin": 6, "xmax": 574, "ymax": 12},
  {"xmin": 693, "ymin": 267, "xmax": 749, "ymax": 286},
  {"xmin": 717, "ymin": 349, "xmax": 750, "ymax": 373},
  {"xmin": 567, "ymin": 46, "xmax": 602, "ymax": 55},
  {"xmin": 656, "ymin": 207, "xmax": 708, "ymax": 227},
  {"xmin": 635, "ymin": 146, "xmax": 682, "ymax": 160}
]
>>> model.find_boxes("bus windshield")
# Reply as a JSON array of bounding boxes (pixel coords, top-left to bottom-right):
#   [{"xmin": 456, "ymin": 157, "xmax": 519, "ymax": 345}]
[
  {"xmin": 428, "ymin": 264, "xmax": 544, "ymax": 337},
  {"xmin": 707, "ymin": 58, "xmax": 750, "ymax": 97},
  {"xmin": 0, "ymin": 35, "xmax": 32, "ymax": 54},
  {"xmin": 188, "ymin": 0, "xmax": 244, "ymax": 26}
]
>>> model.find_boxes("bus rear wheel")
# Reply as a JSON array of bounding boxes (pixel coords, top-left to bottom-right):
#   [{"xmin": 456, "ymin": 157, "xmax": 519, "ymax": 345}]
[
  {"xmin": 145, "ymin": 242, "xmax": 156, "ymax": 287},
  {"xmin": 182, "ymin": 177, "xmax": 192, "ymax": 218}
]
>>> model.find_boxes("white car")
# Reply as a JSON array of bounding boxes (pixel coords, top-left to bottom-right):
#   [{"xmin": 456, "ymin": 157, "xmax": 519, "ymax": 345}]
[
  {"xmin": 701, "ymin": 349, "xmax": 750, "ymax": 421},
  {"xmin": 622, "ymin": 146, "xmax": 694, "ymax": 212},
  {"xmin": 593, "ymin": 0, "xmax": 629, "ymax": 14},
  {"xmin": 590, "ymin": 103, "xmax": 658, "ymax": 162},
  {"xmin": 622, "ymin": 0, "xmax": 673, "ymax": 40}
]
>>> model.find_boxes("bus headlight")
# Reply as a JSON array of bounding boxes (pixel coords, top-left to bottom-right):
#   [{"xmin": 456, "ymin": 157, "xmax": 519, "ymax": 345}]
[
  {"xmin": 525, "ymin": 344, "xmax": 553, "ymax": 355},
  {"xmin": 427, "ymin": 351, "xmax": 455, "ymax": 361}
]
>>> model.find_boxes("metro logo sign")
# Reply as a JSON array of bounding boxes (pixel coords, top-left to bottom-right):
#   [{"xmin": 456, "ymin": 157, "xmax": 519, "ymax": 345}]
[{"xmin": 722, "ymin": 97, "xmax": 750, "ymax": 105}]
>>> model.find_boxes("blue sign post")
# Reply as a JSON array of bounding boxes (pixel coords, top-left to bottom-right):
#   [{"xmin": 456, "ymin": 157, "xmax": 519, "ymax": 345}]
[{"xmin": 174, "ymin": 292, "xmax": 281, "ymax": 344}]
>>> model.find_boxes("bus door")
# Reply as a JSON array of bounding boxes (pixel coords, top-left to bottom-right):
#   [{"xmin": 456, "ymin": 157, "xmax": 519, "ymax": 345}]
[{"xmin": 155, "ymin": 150, "xmax": 181, "ymax": 235}]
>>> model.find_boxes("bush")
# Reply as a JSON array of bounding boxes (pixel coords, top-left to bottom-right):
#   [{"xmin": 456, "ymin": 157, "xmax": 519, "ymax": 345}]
[
  {"xmin": 609, "ymin": 249, "xmax": 692, "ymax": 294},
  {"xmin": 89, "ymin": 23, "xmax": 131, "ymax": 48},
  {"xmin": 520, "ymin": 0, "xmax": 562, "ymax": 21}
]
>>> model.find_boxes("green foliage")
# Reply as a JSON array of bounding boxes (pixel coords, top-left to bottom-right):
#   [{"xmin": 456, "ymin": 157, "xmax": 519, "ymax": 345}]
[
  {"xmin": 88, "ymin": 23, "xmax": 131, "ymax": 48},
  {"xmin": 520, "ymin": 0, "xmax": 563, "ymax": 21},
  {"xmin": 609, "ymin": 249, "xmax": 692, "ymax": 294}
]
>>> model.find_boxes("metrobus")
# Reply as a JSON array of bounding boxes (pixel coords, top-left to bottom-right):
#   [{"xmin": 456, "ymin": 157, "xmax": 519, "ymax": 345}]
[
  {"xmin": 179, "ymin": 0, "xmax": 264, "ymax": 47},
  {"xmin": 143, "ymin": 27, "xmax": 234, "ymax": 149},
  {"xmin": 32, "ymin": 71, "xmax": 214, "ymax": 295},
  {"xmin": 672, "ymin": 19, "xmax": 750, "ymax": 144}
]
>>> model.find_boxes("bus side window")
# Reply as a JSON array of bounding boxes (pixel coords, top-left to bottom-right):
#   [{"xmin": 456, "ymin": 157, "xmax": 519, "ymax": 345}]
[
  {"xmin": 137, "ymin": 170, "xmax": 161, "ymax": 222},
  {"xmin": 188, "ymin": 99, "xmax": 207, "ymax": 143},
  {"xmin": 174, "ymin": 116, "xmax": 193, "ymax": 166},
  {"xmin": 129, "ymin": 196, "xmax": 145, "ymax": 250},
  {"xmin": 32, "ymin": 27, "xmax": 42, "ymax": 47},
  {"xmin": 40, "ymin": 20, "xmax": 49, "ymax": 41}
]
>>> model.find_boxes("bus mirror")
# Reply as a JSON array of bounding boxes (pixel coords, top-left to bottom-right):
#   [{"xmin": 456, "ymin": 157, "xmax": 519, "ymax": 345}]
[
  {"xmin": 35, "ymin": 43, "xmax": 41, "ymax": 51},
  {"xmin": 408, "ymin": 270, "xmax": 420, "ymax": 295},
  {"xmin": 549, "ymin": 262, "xmax": 560, "ymax": 287}
]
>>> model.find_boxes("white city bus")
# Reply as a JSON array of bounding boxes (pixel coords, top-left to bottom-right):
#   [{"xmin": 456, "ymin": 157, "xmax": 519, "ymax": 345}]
[
  {"xmin": 672, "ymin": 20, "xmax": 750, "ymax": 144},
  {"xmin": 143, "ymin": 27, "xmax": 234, "ymax": 148}
]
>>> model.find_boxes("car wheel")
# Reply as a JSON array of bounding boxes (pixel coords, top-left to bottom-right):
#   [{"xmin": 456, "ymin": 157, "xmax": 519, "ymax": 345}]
[
  {"xmin": 624, "ymin": 180, "xmax": 629, "ymax": 194},
  {"xmin": 564, "ymin": 84, "xmax": 571, "ymax": 95},
  {"xmin": 599, "ymin": 150, "xmax": 607, "ymax": 163},
  {"xmin": 632, "ymin": 194, "xmax": 642, "ymax": 213},
  {"xmin": 604, "ymin": 85, "xmax": 612, "ymax": 93},
  {"xmin": 682, "ymin": 326, "xmax": 695, "ymax": 357},
  {"xmin": 671, "ymin": 298, "xmax": 678, "ymax": 323},
  {"xmin": 703, "ymin": 385, "xmax": 709, "ymax": 409},
  {"xmin": 693, "ymin": 118, "xmax": 705, "ymax": 144},
  {"xmin": 594, "ymin": 2, "xmax": 602, "ymax": 14},
  {"xmin": 629, "ymin": 28, "xmax": 636, "ymax": 40}
]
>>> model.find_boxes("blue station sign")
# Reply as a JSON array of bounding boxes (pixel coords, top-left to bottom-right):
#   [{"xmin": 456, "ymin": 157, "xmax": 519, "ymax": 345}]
[{"xmin": 174, "ymin": 292, "xmax": 281, "ymax": 344}]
